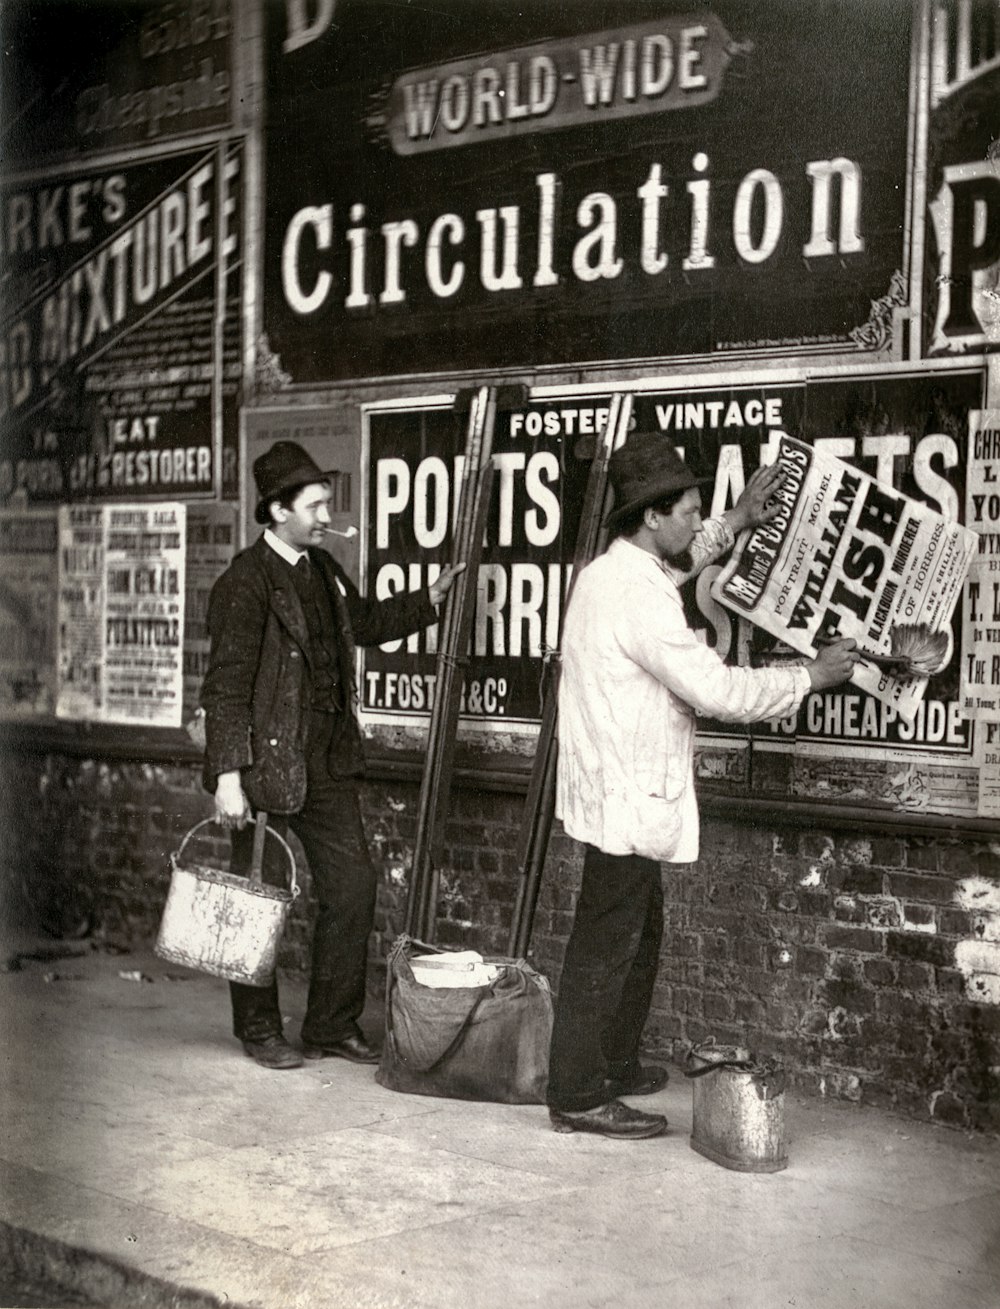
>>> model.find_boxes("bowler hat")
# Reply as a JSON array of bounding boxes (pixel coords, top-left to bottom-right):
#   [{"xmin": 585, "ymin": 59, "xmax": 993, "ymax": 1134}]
[
  {"xmin": 605, "ymin": 431, "xmax": 704, "ymax": 530},
  {"xmin": 253, "ymin": 441, "xmax": 335, "ymax": 524}
]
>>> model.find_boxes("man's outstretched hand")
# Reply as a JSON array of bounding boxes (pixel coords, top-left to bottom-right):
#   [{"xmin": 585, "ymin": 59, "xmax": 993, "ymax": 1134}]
[{"xmin": 429, "ymin": 562, "xmax": 467, "ymax": 607}]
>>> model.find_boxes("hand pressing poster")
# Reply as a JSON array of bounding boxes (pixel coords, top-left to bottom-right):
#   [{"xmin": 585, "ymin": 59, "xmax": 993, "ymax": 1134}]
[{"xmin": 711, "ymin": 435, "xmax": 977, "ymax": 725}]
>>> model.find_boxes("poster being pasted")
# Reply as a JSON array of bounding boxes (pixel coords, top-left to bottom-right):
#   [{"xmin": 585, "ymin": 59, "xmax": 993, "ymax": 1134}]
[
  {"xmin": 57, "ymin": 503, "xmax": 186, "ymax": 726},
  {"xmin": 711, "ymin": 435, "xmax": 978, "ymax": 724}
]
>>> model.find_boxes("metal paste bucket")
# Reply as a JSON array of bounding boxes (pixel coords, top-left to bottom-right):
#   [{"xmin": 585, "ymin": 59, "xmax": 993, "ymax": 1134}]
[
  {"xmin": 155, "ymin": 814, "xmax": 298, "ymax": 986},
  {"xmin": 685, "ymin": 1039, "xmax": 788, "ymax": 1173}
]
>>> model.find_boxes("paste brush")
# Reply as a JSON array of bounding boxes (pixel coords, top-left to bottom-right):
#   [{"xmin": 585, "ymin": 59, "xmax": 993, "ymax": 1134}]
[{"xmin": 819, "ymin": 622, "xmax": 950, "ymax": 677}]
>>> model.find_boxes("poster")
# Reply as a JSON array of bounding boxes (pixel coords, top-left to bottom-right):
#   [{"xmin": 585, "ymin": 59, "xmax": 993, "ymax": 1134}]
[
  {"xmin": 923, "ymin": 4, "xmax": 1000, "ymax": 357},
  {"xmin": 57, "ymin": 502, "xmax": 186, "ymax": 727},
  {"xmin": 961, "ymin": 410, "xmax": 1000, "ymax": 714},
  {"xmin": 961, "ymin": 409, "xmax": 1000, "ymax": 818},
  {"xmin": 1, "ymin": 146, "xmax": 242, "ymax": 508},
  {"xmin": 264, "ymin": 0, "xmax": 911, "ymax": 380},
  {"xmin": 183, "ymin": 501, "xmax": 237, "ymax": 720},
  {"xmin": 57, "ymin": 506, "xmax": 106, "ymax": 720},
  {"xmin": 363, "ymin": 400, "xmax": 592, "ymax": 724},
  {"xmin": 362, "ymin": 374, "xmax": 982, "ymax": 754},
  {"xmin": 711, "ymin": 434, "xmax": 977, "ymax": 724},
  {"xmin": 975, "ymin": 718, "xmax": 1000, "ymax": 819},
  {"xmin": 0, "ymin": 508, "xmax": 58, "ymax": 717},
  {"xmin": 1, "ymin": 0, "xmax": 233, "ymax": 169}
]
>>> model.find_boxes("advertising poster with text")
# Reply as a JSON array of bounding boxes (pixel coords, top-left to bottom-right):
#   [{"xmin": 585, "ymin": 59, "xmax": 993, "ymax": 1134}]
[
  {"xmin": 961, "ymin": 410, "xmax": 1000, "ymax": 713},
  {"xmin": 961, "ymin": 409, "xmax": 1000, "ymax": 818},
  {"xmin": 363, "ymin": 402, "xmax": 593, "ymax": 723},
  {"xmin": 923, "ymin": 3, "xmax": 1000, "ymax": 359},
  {"xmin": 362, "ymin": 372, "xmax": 982, "ymax": 772},
  {"xmin": 265, "ymin": 0, "xmax": 910, "ymax": 380},
  {"xmin": 57, "ymin": 502, "xmax": 186, "ymax": 727},
  {"xmin": 712, "ymin": 434, "xmax": 977, "ymax": 724},
  {"xmin": 183, "ymin": 501, "xmax": 236, "ymax": 721},
  {"xmin": 0, "ymin": 508, "xmax": 58, "ymax": 718},
  {"xmin": 1, "ymin": 146, "xmax": 242, "ymax": 508}
]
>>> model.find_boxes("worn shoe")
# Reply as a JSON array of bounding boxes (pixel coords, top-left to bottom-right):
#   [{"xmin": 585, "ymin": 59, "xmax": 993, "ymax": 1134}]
[
  {"xmin": 549, "ymin": 1099, "xmax": 668, "ymax": 1139},
  {"xmin": 302, "ymin": 1032, "xmax": 380, "ymax": 1064},
  {"xmin": 605, "ymin": 1064, "xmax": 670, "ymax": 1098},
  {"xmin": 241, "ymin": 1035, "xmax": 304, "ymax": 1070}
]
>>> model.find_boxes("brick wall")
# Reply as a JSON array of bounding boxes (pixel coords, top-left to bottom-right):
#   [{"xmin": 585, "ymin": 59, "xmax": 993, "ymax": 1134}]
[{"xmin": 2, "ymin": 746, "xmax": 998, "ymax": 1133}]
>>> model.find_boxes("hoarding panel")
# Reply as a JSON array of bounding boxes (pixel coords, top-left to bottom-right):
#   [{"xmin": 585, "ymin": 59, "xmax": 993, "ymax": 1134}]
[
  {"xmin": 359, "ymin": 370, "xmax": 984, "ymax": 820},
  {"xmin": 264, "ymin": 0, "xmax": 912, "ymax": 380},
  {"xmin": 1, "ymin": 146, "xmax": 243, "ymax": 506}
]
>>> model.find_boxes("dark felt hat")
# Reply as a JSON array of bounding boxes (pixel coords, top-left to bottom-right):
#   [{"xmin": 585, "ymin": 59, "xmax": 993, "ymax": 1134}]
[
  {"xmin": 604, "ymin": 431, "xmax": 704, "ymax": 530},
  {"xmin": 253, "ymin": 441, "xmax": 335, "ymax": 524}
]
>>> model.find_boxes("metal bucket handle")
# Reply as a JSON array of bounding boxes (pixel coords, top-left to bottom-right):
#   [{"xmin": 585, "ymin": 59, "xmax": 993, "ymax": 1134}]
[
  {"xmin": 683, "ymin": 1058, "xmax": 755, "ymax": 1079},
  {"xmin": 173, "ymin": 813, "xmax": 299, "ymax": 898},
  {"xmin": 683, "ymin": 1044, "xmax": 787, "ymax": 1100},
  {"xmin": 683, "ymin": 1036, "xmax": 752, "ymax": 1079}
]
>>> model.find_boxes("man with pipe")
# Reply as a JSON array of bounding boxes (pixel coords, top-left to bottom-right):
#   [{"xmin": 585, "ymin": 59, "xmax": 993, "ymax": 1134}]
[
  {"xmin": 202, "ymin": 441, "xmax": 464, "ymax": 1069},
  {"xmin": 548, "ymin": 432, "xmax": 859, "ymax": 1138}
]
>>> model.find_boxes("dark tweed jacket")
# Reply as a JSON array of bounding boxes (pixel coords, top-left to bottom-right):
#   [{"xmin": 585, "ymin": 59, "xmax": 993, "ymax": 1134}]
[{"xmin": 201, "ymin": 535, "xmax": 437, "ymax": 813}]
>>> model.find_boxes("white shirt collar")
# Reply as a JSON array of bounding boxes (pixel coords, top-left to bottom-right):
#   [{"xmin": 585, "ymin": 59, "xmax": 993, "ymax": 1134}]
[
  {"xmin": 609, "ymin": 536, "xmax": 670, "ymax": 574},
  {"xmin": 608, "ymin": 534, "xmax": 689, "ymax": 585},
  {"xmin": 263, "ymin": 528, "xmax": 308, "ymax": 568}
]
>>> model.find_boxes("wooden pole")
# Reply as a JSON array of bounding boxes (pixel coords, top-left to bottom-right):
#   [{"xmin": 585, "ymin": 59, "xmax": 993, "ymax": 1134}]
[{"xmin": 507, "ymin": 392, "xmax": 633, "ymax": 957}]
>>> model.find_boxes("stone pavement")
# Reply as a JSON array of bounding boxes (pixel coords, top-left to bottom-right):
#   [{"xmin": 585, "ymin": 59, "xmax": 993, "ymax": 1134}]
[{"xmin": 2, "ymin": 939, "xmax": 999, "ymax": 1309}]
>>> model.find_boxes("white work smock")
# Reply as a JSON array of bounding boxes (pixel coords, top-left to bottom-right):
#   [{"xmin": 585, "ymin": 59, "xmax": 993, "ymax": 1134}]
[{"xmin": 556, "ymin": 525, "xmax": 811, "ymax": 863}]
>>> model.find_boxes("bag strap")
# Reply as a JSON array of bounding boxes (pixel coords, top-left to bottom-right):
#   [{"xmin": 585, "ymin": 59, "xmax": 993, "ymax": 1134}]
[{"xmin": 385, "ymin": 933, "xmax": 495, "ymax": 1070}]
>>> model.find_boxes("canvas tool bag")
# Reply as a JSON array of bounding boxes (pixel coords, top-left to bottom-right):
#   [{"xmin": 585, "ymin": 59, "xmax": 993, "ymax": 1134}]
[{"xmin": 376, "ymin": 935, "xmax": 552, "ymax": 1104}]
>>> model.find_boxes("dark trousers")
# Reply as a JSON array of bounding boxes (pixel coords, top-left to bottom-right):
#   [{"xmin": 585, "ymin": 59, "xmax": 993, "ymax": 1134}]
[
  {"xmin": 230, "ymin": 712, "xmax": 377, "ymax": 1047},
  {"xmin": 546, "ymin": 845, "xmax": 664, "ymax": 1112}
]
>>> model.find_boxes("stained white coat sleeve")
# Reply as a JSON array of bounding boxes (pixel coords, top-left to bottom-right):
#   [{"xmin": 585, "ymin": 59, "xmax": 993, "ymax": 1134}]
[{"xmin": 619, "ymin": 581, "xmax": 811, "ymax": 723}]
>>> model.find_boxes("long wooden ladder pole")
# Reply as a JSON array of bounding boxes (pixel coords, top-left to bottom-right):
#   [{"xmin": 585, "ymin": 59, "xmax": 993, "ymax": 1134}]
[
  {"xmin": 406, "ymin": 385, "xmax": 498, "ymax": 942},
  {"xmin": 507, "ymin": 391, "xmax": 634, "ymax": 957}
]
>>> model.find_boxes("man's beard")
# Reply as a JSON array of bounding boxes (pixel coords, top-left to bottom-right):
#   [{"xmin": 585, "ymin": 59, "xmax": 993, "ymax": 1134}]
[{"xmin": 663, "ymin": 545, "xmax": 694, "ymax": 572}]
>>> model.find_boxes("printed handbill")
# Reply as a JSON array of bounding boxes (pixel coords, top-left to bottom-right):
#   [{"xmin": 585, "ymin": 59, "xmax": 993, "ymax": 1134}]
[
  {"xmin": 975, "ymin": 718, "xmax": 1000, "ymax": 820},
  {"xmin": 0, "ymin": 509, "xmax": 58, "ymax": 717},
  {"xmin": 57, "ymin": 506, "xmax": 106, "ymax": 720},
  {"xmin": 711, "ymin": 435, "xmax": 977, "ymax": 724},
  {"xmin": 961, "ymin": 411, "xmax": 1000, "ymax": 715},
  {"xmin": 961, "ymin": 410, "xmax": 1000, "ymax": 818},
  {"xmin": 57, "ymin": 503, "xmax": 186, "ymax": 727},
  {"xmin": 183, "ymin": 502, "xmax": 237, "ymax": 721}
]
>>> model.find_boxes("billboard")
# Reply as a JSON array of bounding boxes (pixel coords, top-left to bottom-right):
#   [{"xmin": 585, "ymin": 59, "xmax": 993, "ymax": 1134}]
[
  {"xmin": 1, "ymin": 145, "xmax": 243, "ymax": 506},
  {"xmin": 361, "ymin": 370, "xmax": 983, "ymax": 772},
  {"xmin": 0, "ymin": 0, "xmax": 233, "ymax": 168},
  {"xmin": 264, "ymin": 0, "xmax": 912, "ymax": 380},
  {"xmin": 923, "ymin": 0, "xmax": 1000, "ymax": 357}
]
